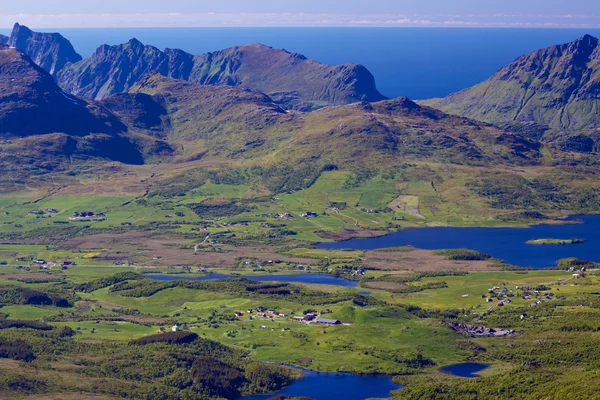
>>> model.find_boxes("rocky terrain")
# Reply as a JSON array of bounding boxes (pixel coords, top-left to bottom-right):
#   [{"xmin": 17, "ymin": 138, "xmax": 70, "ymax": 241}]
[
  {"xmin": 8, "ymin": 23, "xmax": 82, "ymax": 76},
  {"xmin": 0, "ymin": 22, "xmax": 390, "ymax": 111}
]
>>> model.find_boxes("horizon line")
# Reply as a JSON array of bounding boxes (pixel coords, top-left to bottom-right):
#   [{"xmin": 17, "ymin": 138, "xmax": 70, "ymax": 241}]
[{"xmin": 2, "ymin": 12, "xmax": 600, "ymax": 30}]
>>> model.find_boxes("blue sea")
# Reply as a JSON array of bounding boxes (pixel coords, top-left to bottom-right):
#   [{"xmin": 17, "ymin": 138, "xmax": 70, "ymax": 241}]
[{"xmin": 3, "ymin": 27, "xmax": 600, "ymax": 99}]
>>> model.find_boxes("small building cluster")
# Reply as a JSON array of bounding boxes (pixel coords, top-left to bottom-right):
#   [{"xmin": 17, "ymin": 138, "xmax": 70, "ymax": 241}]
[
  {"xmin": 29, "ymin": 208, "xmax": 59, "ymax": 215},
  {"xmin": 70, "ymin": 211, "xmax": 105, "ymax": 220}
]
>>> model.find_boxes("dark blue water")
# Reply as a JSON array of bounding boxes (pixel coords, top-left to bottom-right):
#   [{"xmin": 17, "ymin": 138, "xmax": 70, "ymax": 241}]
[
  {"xmin": 243, "ymin": 370, "xmax": 402, "ymax": 400},
  {"xmin": 146, "ymin": 273, "xmax": 358, "ymax": 287},
  {"xmin": 3, "ymin": 28, "xmax": 600, "ymax": 99},
  {"xmin": 439, "ymin": 363, "xmax": 490, "ymax": 378},
  {"xmin": 318, "ymin": 215, "xmax": 600, "ymax": 268}
]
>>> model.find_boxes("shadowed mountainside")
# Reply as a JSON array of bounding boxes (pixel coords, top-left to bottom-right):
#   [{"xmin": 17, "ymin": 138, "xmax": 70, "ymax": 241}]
[
  {"xmin": 423, "ymin": 35, "xmax": 600, "ymax": 132},
  {"xmin": 0, "ymin": 47, "xmax": 144, "ymax": 169},
  {"xmin": 8, "ymin": 23, "xmax": 82, "ymax": 76},
  {"xmin": 0, "ymin": 35, "xmax": 7, "ymax": 46}
]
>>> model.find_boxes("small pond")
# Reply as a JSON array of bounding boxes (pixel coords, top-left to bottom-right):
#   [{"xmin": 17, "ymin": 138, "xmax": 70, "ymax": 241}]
[
  {"xmin": 439, "ymin": 363, "xmax": 490, "ymax": 378},
  {"xmin": 318, "ymin": 215, "xmax": 600, "ymax": 268},
  {"xmin": 242, "ymin": 370, "xmax": 402, "ymax": 400},
  {"xmin": 146, "ymin": 273, "xmax": 358, "ymax": 287}
]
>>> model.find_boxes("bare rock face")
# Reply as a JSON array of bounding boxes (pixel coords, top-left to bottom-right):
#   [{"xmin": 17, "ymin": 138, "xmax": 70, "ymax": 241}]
[
  {"xmin": 0, "ymin": 34, "xmax": 8, "ymax": 47},
  {"xmin": 424, "ymin": 35, "xmax": 600, "ymax": 131},
  {"xmin": 8, "ymin": 23, "xmax": 82, "ymax": 76}
]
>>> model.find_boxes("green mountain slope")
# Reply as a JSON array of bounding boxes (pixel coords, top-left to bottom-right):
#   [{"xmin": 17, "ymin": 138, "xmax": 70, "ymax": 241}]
[
  {"xmin": 423, "ymin": 35, "xmax": 600, "ymax": 131},
  {"xmin": 188, "ymin": 43, "xmax": 386, "ymax": 110},
  {"xmin": 104, "ymin": 74, "xmax": 541, "ymax": 168}
]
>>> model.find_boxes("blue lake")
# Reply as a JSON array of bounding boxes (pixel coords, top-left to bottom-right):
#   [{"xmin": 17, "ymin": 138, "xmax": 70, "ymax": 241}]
[
  {"xmin": 243, "ymin": 370, "xmax": 402, "ymax": 400},
  {"xmin": 439, "ymin": 363, "xmax": 490, "ymax": 378},
  {"xmin": 318, "ymin": 215, "xmax": 600, "ymax": 268},
  {"xmin": 146, "ymin": 273, "xmax": 358, "ymax": 287}
]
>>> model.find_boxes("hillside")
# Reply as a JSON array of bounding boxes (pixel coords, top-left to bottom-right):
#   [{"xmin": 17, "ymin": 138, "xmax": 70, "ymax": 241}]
[
  {"xmin": 0, "ymin": 47, "xmax": 144, "ymax": 171},
  {"xmin": 423, "ymin": 35, "xmax": 600, "ymax": 131},
  {"xmin": 0, "ymin": 34, "xmax": 7, "ymax": 46},
  {"xmin": 52, "ymin": 33, "xmax": 385, "ymax": 110},
  {"xmin": 103, "ymin": 74, "xmax": 541, "ymax": 168},
  {"xmin": 8, "ymin": 23, "xmax": 82, "ymax": 76}
]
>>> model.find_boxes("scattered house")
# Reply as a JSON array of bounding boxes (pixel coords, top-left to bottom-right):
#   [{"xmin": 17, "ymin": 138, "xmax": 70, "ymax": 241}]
[
  {"xmin": 302, "ymin": 211, "xmax": 318, "ymax": 218},
  {"xmin": 234, "ymin": 312, "xmax": 244, "ymax": 317},
  {"xmin": 158, "ymin": 327, "xmax": 166, "ymax": 333},
  {"xmin": 172, "ymin": 324, "xmax": 181, "ymax": 332},
  {"xmin": 520, "ymin": 314, "xmax": 527, "ymax": 320},
  {"xmin": 505, "ymin": 299, "xmax": 512, "ymax": 304},
  {"xmin": 321, "ymin": 309, "xmax": 332, "ymax": 314},
  {"xmin": 261, "ymin": 326, "xmax": 268, "ymax": 329},
  {"xmin": 33, "ymin": 260, "xmax": 46, "ymax": 265},
  {"xmin": 267, "ymin": 310, "xmax": 276, "ymax": 314},
  {"xmin": 316, "ymin": 318, "xmax": 341, "ymax": 325},
  {"xmin": 62, "ymin": 261, "xmax": 73, "ymax": 266},
  {"xmin": 279, "ymin": 312, "xmax": 288, "ymax": 317},
  {"xmin": 486, "ymin": 298, "xmax": 493, "ymax": 303},
  {"xmin": 258, "ymin": 313, "xmax": 267, "ymax": 317},
  {"xmin": 247, "ymin": 309, "xmax": 254, "ymax": 314},
  {"xmin": 291, "ymin": 316, "xmax": 305, "ymax": 322},
  {"xmin": 282, "ymin": 327, "xmax": 290, "ymax": 331},
  {"xmin": 257, "ymin": 307, "xmax": 266, "ymax": 312}
]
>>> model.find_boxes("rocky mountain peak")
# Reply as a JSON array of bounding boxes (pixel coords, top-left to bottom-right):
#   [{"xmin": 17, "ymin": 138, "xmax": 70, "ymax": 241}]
[
  {"xmin": 8, "ymin": 23, "xmax": 82, "ymax": 76},
  {"xmin": 423, "ymin": 34, "xmax": 600, "ymax": 131}
]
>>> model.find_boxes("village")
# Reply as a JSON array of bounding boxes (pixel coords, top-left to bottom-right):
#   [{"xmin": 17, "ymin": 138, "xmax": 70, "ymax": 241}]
[{"xmin": 159, "ymin": 306, "xmax": 346, "ymax": 336}]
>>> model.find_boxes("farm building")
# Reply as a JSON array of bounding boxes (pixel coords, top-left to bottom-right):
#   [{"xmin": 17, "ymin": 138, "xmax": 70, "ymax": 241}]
[{"xmin": 316, "ymin": 318, "xmax": 341, "ymax": 325}]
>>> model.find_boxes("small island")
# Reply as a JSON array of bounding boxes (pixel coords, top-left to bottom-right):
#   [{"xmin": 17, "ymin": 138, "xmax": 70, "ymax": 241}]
[{"xmin": 526, "ymin": 238, "xmax": 587, "ymax": 245}]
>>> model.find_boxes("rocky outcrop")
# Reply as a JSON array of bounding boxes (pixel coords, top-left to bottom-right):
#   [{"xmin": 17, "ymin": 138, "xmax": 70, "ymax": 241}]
[
  {"xmin": 0, "ymin": 34, "xmax": 8, "ymax": 47},
  {"xmin": 56, "ymin": 37, "xmax": 386, "ymax": 110},
  {"xmin": 8, "ymin": 23, "xmax": 82, "ymax": 76},
  {"xmin": 423, "ymin": 35, "xmax": 600, "ymax": 131}
]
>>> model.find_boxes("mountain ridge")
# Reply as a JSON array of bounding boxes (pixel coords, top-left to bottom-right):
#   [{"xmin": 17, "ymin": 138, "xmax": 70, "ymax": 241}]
[
  {"xmin": 423, "ymin": 34, "xmax": 600, "ymax": 131},
  {"xmin": 8, "ymin": 22, "xmax": 82, "ymax": 76},
  {"xmin": 35, "ymin": 29, "xmax": 387, "ymax": 111}
]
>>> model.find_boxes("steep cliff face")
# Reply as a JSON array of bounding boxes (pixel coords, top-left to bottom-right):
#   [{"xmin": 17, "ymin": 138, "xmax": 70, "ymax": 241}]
[
  {"xmin": 57, "ymin": 39, "xmax": 176, "ymax": 100},
  {"xmin": 56, "ymin": 37, "xmax": 386, "ymax": 110},
  {"xmin": 8, "ymin": 23, "xmax": 82, "ymax": 76},
  {"xmin": 423, "ymin": 35, "xmax": 600, "ymax": 131}
]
